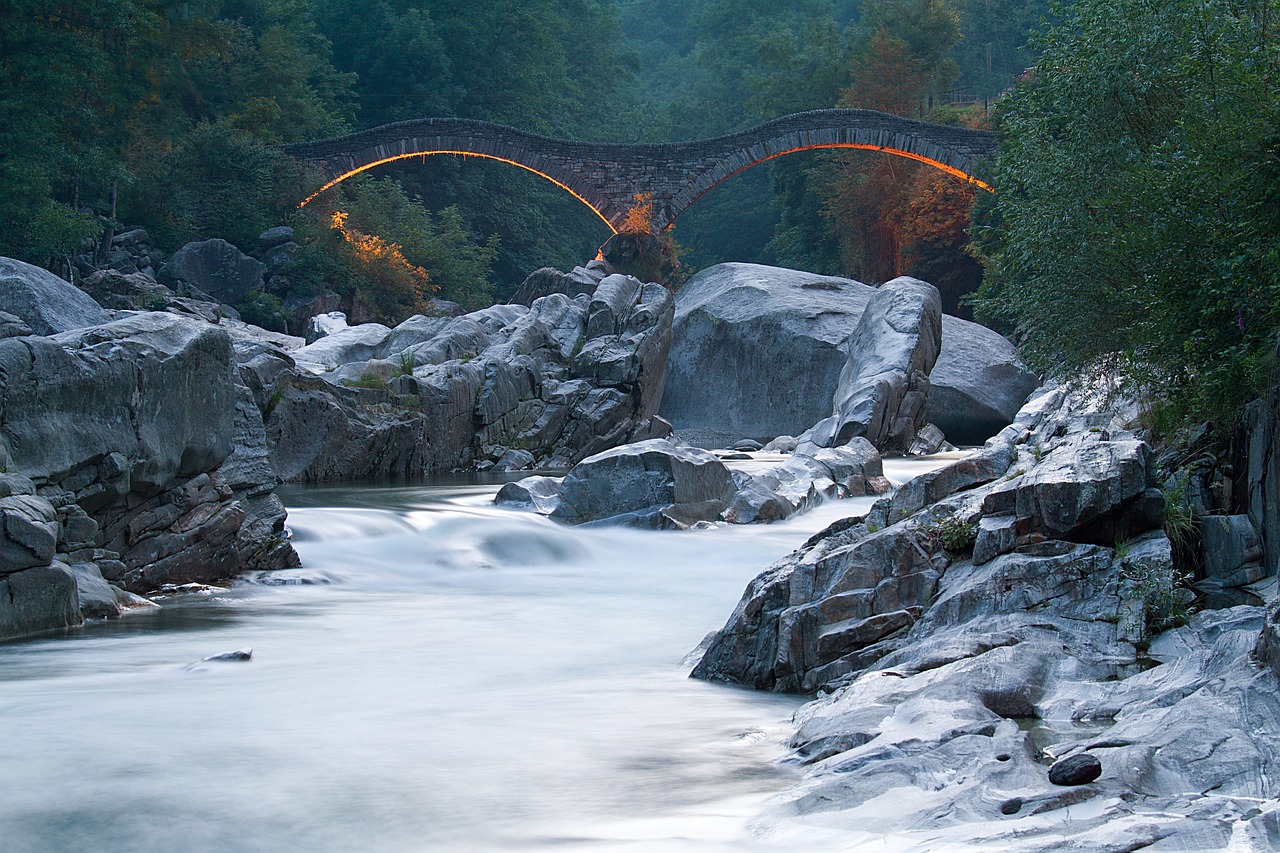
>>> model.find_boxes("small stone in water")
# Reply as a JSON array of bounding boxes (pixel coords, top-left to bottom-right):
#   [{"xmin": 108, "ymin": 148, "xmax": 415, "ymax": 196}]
[{"xmin": 201, "ymin": 648, "xmax": 253, "ymax": 663}]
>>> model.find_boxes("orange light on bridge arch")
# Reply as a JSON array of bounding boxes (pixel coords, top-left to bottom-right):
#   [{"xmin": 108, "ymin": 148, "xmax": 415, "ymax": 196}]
[
  {"xmin": 298, "ymin": 151, "xmax": 619, "ymax": 234},
  {"xmin": 670, "ymin": 142, "xmax": 994, "ymax": 230}
]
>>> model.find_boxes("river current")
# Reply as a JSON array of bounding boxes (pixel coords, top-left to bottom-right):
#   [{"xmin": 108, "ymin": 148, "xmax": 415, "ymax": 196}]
[{"xmin": 0, "ymin": 456, "xmax": 956, "ymax": 852}]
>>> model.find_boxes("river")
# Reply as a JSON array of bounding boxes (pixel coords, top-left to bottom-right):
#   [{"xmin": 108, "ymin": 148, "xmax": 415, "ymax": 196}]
[{"xmin": 0, "ymin": 455, "xmax": 958, "ymax": 852}]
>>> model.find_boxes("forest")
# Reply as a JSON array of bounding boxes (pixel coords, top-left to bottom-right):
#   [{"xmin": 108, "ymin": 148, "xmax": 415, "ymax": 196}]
[{"xmin": 1, "ymin": 0, "xmax": 1277, "ymax": 429}]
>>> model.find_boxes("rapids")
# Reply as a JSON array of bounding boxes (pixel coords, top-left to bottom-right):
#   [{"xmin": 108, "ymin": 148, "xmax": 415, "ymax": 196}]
[{"xmin": 0, "ymin": 456, "xmax": 960, "ymax": 852}]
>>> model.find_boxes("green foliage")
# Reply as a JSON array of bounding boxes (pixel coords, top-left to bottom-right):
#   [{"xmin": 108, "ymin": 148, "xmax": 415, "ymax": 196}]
[
  {"xmin": 1161, "ymin": 471, "xmax": 1197, "ymax": 552},
  {"xmin": 1119, "ymin": 555, "xmax": 1195, "ymax": 634},
  {"xmin": 283, "ymin": 209, "xmax": 432, "ymax": 325},
  {"xmin": 922, "ymin": 511, "xmax": 978, "ymax": 553},
  {"xmin": 338, "ymin": 178, "xmax": 498, "ymax": 311},
  {"xmin": 972, "ymin": 0, "xmax": 1280, "ymax": 430},
  {"xmin": 394, "ymin": 349, "xmax": 418, "ymax": 378},
  {"xmin": 237, "ymin": 291, "xmax": 289, "ymax": 333}
]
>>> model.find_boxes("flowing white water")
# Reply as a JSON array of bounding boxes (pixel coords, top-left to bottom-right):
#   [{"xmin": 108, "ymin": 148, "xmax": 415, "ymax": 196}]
[{"xmin": 0, "ymin": 456, "xmax": 959, "ymax": 852}]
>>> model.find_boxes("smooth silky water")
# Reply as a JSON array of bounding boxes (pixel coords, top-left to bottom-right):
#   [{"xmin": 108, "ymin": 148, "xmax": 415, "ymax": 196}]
[{"xmin": 0, "ymin": 455, "xmax": 961, "ymax": 852}]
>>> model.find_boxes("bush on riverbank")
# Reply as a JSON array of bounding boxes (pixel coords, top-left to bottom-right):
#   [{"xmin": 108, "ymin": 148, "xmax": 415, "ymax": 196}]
[{"xmin": 972, "ymin": 0, "xmax": 1280, "ymax": 434}]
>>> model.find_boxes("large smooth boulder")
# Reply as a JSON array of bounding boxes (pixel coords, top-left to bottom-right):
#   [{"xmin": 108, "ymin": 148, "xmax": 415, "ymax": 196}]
[
  {"xmin": 659, "ymin": 263, "xmax": 1037, "ymax": 445},
  {"xmin": 927, "ymin": 319, "xmax": 1040, "ymax": 445},
  {"xmin": 0, "ymin": 313, "xmax": 236, "ymax": 496},
  {"xmin": 549, "ymin": 439, "xmax": 738, "ymax": 526},
  {"xmin": 159, "ymin": 238, "xmax": 265, "ymax": 305},
  {"xmin": 660, "ymin": 264, "xmax": 875, "ymax": 439},
  {"xmin": 0, "ymin": 257, "xmax": 110, "ymax": 335},
  {"xmin": 808, "ymin": 277, "xmax": 941, "ymax": 452}
]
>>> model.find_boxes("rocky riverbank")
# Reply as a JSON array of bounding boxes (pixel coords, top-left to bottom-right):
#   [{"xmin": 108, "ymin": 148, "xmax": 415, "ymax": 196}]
[
  {"xmin": 690, "ymin": 385, "xmax": 1280, "ymax": 850},
  {"xmin": 0, "ymin": 257, "xmax": 298, "ymax": 640}
]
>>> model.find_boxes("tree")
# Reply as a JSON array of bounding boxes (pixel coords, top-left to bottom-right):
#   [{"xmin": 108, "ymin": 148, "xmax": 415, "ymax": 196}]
[{"xmin": 972, "ymin": 0, "xmax": 1280, "ymax": 427}]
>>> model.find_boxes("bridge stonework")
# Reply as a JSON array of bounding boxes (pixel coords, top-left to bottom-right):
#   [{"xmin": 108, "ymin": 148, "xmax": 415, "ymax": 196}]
[{"xmin": 283, "ymin": 109, "xmax": 998, "ymax": 232}]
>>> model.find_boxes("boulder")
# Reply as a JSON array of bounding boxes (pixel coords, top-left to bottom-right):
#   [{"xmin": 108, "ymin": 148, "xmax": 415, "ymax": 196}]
[
  {"xmin": 808, "ymin": 277, "xmax": 941, "ymax": 452},
  {"xmin": 692, "ymin": 385, "xmax": 1167, "ymax": 693},
  {"xmin": 0, "ymin": 311, "xmax": 33, "ymax": 339},
  {"xmin": 927, "ymin": 318, "xmax": 1040, "ymax": 446},
  {"xmin": 256, "ymin": 226, "xmax": 295, "ymax": 252},
  {"xmin": 0, "ymin": 313, "xmax": 237, "ymax": 497},
  {"xmin": 0, "ymin": 495, "xmax": 58, "ymax": 573},
  {"xmin": 0, "ymin": 256, "xmax": 110, "ymax": 335},
  {"xmin": 494, "ymin": 475, "xmax": 565, "ymax": 514},
  {"xmin": 549, "ymin": 439, "xmax": 738, "ymax": 527},
  {"xmin": 292, "ymin": 321, "xmax": 392, "ymax": 372},
  {"xmin": 1198, "ymin": 514, "xmax": 1266, "ymax": 589},
  {"xmin": 305, "ymin": 311, "xmax": 350, "ymax": 343},
  {"xmin": 660, "ymin": 263, "xmax": 1036, "ymax": 445},
  {"xmin": 158, "ymin": 239, "xmax": 265, "ymax": 305},
  {"xmin": 264, "ymin": 270, "xmax": 674, "ymax": 481},
  {"xmin": 660, "ymin": 264, "xmax": 875, "ymax": 439},
  {"xmin": 78, "ymin": 269, "xmax": 175, "ymax": 311}
]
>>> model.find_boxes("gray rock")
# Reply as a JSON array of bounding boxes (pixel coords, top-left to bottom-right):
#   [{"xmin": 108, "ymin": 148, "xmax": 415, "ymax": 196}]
[
  {"xmin": 732, "ymin": 439, "xmax": 764, "ymax": 452},
  {"xmin": 0, "ymin": 256, "xmax": 110, "ymax": 335},
  {"xmin": 305, "ymin": 310, "xmax": 349, "ymax": 343},
  {"xmin": 972, "ymin": 514, "xmax": 1017, "ymax": 565},
  {"xmin": 0, "ymin": 313, "xmax": 236, "ymax": 498},
  {"xmin": 292, "ymin": 322, "xmax": 392, "ymax": 372},
  {"xmin": 264, "ymin": 265, "xmax": 674, "ymax": 482},
  {"xmin": 548, "ymin": 439, "xmax": 737, "ymax": 527},
  {"xmin": 493, "ymin": 448, "xmax": 536, "ymax": 472},
  {"xmin": 0, "ymin": 495, "xmax": 58, "ymax": 573},
  {"xmin": 660, "ymin": 263, "xmax": 1036, "ymax": 446},
  {"xmin": 78, "ymin": 269, "xmax": 174, "ymax": 312},
  {"xmin": 201, "ymin": 648, "xmax": 253, "ymax": 662},
  {"xmin": 159, "ymin": 239, "xmax": 265, "ymax": 305},
  {"xmin": 813, "ymin": 277, "xmax": 941, "ymax": 452},
  {"xmin": 908, "ymin": 423, "xmax": 949, "ymax": 456},
  {"xmin": 256, "ymin": 226, "xmax": 295, "ymax": 252},
  {"xmin": 926, "ymin": 318, "xmax": 1040, "ymax": 446},
  {"xmin": 1199, "ymin": 514, "xmax": 1266, "ymax": 588},
  {"xmin": 0, "ymin": 310, "xmax": 33, "ymax": 338},
  {"xmin": 763, "ymin": 435, "xmax": 799, "ymax": 453},
  {"xmin": 509, "ymin": 266, "xmax": 599, "ymax": 306},
  {"xmin": 585, "ymin": 274, "xmax": 642, "ymax": 338},
  {"xmin": 66, "ymin": 561, "xmax": 123, "ymax": 619},
  {"xmin": 495, "ymin": 476, "xmax": 565, "ymax": 514},
  {"xmin": 981, "ymin": 434, "xmax": 1158, "ymax": 543},
  {"xmin": 0, "ymin": 564, "xmax": 82, "ymax": 638},
  {"xmin": 660, "ymin": 264, "xmax": 876, "ymax": 439},
  {"xmin": 260, "ymin": 241, "xmax": 299, "ymax": 277},
  {"xmin": 720, "ymin": 473, "xmax": 794, "ymax": 524}
]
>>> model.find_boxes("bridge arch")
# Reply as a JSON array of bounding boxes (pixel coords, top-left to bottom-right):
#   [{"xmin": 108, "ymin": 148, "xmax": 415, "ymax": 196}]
[{"xmin": 283, "ymin": 110, "xmax": 998, "ymax": 232}]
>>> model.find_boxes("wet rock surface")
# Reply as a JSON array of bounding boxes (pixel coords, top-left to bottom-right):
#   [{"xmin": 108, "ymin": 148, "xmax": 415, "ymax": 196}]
[{"xmin": 497, "ymin": 436, "xmax": 890, "ymax": 529}]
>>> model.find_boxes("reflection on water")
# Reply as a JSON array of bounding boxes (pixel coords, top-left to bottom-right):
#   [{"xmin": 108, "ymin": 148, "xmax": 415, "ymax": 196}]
[{"xmin": 0, "ymin": 454, "xmax": 957, "ymax": 852}]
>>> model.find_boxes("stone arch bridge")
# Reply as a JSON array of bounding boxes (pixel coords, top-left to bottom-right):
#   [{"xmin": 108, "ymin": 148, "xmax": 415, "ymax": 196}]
[{"xmin": 283, "ymin": 109, "xmax": 998, "ymax": 233}]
